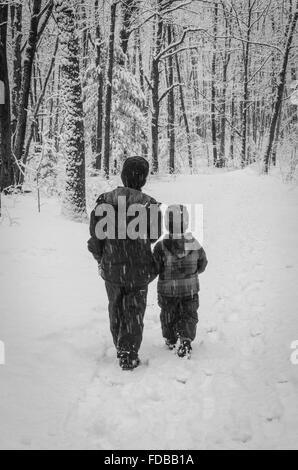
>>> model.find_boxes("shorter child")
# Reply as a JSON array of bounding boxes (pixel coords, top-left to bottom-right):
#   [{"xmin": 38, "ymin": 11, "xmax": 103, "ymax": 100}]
[{"xmin": 154, "ymin": 205, "xmax": 208, "ymax": 358}]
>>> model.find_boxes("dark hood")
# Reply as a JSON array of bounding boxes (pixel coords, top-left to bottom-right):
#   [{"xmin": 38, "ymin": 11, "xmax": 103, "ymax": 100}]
[{"xmin": 163, "ymin": 236, "xmax": 201, "ymax": 259}]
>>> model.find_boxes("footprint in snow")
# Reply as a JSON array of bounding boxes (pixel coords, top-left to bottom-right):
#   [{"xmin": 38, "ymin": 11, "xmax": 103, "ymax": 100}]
[
  {"xmin": 206, "ymin": 325, "xmax": 220, "ymax": 343},
  {"xmin": 250, "ymin": 324, "xmax": 264, "ymax": 338}
]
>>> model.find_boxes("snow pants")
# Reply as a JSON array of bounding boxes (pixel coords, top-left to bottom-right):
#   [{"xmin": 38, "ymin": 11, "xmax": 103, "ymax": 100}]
[
  {"xmin": 158, "ymin": 294, "xmax": 199, "ymax": 343},
  {"xmin": 105, "ymin": 282, "xmax": 148, "ymax": 354}
]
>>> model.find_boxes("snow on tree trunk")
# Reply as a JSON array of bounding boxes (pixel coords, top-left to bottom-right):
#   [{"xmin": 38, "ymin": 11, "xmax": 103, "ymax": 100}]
[
  {"xmin": 56, "ymin": 0, "xmax": 87, "ymax": 221},
  {"xmin": 10, "ymin": 3, "xmax": 23, "ymax": 142},
  {"xmin": 103, "ymin": 1, "xmax": 117, "ymax": 179},
  {"xmin": 241, "ymin": 0, "xmax": 252, "ymax": 169},
  {"xmin": 94, "ymin": 0, "xmax": 104, "ymax": 171},
  {"xmin": 0, "ymin": 4, "xmax": 14, "ymax": 193},
  {"xmin": 151, "ymin": 10, "xmax": 163, "ymax": 174},
  {"xmin": 211, "ymin": 1, "xmax": 218, "ymax": 167},
  {"xmin": 176, "ymin": 54, "xmax": 193, "ymax": 170},
  {"xmin": 167, "ymin": 24, "xmax": 176, "ymax": 174}
]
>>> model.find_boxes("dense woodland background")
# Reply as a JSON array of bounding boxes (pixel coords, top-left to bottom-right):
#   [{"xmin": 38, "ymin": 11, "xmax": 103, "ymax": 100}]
[{"xmin": 0, "ymin": 0, "xmax": 297, "ymax": 220}]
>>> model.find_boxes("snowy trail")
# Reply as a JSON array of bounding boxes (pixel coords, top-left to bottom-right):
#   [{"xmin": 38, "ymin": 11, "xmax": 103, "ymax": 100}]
[{"xmin": 1, "ymin": 170, "xmax": 298, "ymax": 450}]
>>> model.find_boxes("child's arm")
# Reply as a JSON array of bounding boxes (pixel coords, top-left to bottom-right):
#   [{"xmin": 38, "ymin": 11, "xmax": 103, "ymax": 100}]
[{"xmin": 197, "ymin": 247, "xmax": 208, "ymax": 274}]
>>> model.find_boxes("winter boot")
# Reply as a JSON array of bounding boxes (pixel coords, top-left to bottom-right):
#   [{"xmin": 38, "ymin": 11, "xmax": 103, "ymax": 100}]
[
  {"xmin": 177, "ymin": 339, "xmax": 192, "ymax": 359},
  {"xmin": 118, "ymin": 351, "xmax": 141, "ymax": 371},
  {"xmin": 165, "ymin": 339, "xmax": 177, "ymax": 351}
]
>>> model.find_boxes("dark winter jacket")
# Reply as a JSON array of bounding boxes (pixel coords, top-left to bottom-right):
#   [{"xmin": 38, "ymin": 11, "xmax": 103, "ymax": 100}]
[
  {"xmin": 88, "ymin": 187, "xmax": 162, "ymax": 287},
  {"xmin": 154, "ymin": 236, "xmax": 208, "ymax": 298}
]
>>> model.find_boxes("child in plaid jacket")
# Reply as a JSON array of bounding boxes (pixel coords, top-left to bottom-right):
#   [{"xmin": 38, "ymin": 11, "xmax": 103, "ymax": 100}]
[{"xmin": 154, "ymin": 205, "xmax": 208, "ymax": 358}]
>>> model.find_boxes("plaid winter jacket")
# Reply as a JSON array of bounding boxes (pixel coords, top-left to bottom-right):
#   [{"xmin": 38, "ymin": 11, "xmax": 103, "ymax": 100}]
[
  {"xmin": 88, "ymin": 187, "xmax": 162, "ymax": 287},
  {"xmin": 154, "ymin": 236, "xmax": 208, "ymax": 298}
]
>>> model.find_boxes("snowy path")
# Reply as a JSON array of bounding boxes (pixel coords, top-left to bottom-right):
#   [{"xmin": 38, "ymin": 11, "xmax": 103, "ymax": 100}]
[{"xmin": 1, "ymin": 170, "xmax": 298, "ymax": 450}]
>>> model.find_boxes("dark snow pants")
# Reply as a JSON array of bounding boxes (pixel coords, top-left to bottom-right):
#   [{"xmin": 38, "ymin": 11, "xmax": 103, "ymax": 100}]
[
  {"xmin": 158, "ymin": 294, "xmax": 199, "ymax": 343},
  {"xmin": 105, "ymin": 282, "xmax": 148, "ymax": 354}
]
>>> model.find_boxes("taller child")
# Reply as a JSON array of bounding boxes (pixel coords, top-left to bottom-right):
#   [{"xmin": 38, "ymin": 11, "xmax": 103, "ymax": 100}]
[{"xmin": 88, "ymin": 157, "xmax": 162, "ymax": 371}]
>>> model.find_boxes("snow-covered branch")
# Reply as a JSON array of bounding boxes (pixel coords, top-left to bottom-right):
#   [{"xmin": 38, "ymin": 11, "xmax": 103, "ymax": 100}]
[
  {"xmin": 156, "ymin": 28, "xmax": 206, "ymax": 61},
  {"xmin": 159, "ymin": 83, "xmax": 183, "ymax": 103}
]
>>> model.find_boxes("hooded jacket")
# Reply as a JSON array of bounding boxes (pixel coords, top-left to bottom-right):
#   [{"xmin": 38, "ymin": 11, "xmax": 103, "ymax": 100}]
[
  {"xmin": 88, "ymin": 187, "xmax": 162, "ymax": 287},
  {"xmin": 154, "ymin": 236, "xmax": 208, "ymax": 298}
]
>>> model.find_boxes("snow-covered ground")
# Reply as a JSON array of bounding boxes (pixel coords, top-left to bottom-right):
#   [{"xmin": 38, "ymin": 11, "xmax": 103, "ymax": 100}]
[{"xmin": 1, "ymin": 169, "xmax": 298, "ymax": 450}]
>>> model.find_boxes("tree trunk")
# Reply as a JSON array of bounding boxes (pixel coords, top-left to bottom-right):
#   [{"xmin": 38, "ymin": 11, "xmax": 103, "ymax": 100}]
[
  {"xmin": 94, "ymin": 0, "xmax": 104, "ymax": 170},
  {"xmin": 80, "ymin": 0, "xmax": 89, "ymax": 71},
  {"xmin": 137, "ymin": 28, "xmax": 145, "ymax": 93},
  {"xmin": 219, "ymin": 7, "xmax": 231, "ymax": 168},
  {"xmin": 56, "ymin": 0, "xmax": 87, "ymax": 221},
  {"xmin": 0, "ymin": 4, "xmax": 14, "ymax": 192},
  {"xmin": 241, "ymin": 0, "xmax": 252, "ymax": 168},
  {"xmin": 54, "ymin": 66, "xmax": 61, "ymax": 153},
  {"xmin": 103, "ymin": 1, "xmax": 117, "ymax": 178},
  {"xmin": 120, "ymin": 0, "xmax": 136, "ymax": 66},
  {"xmin": 211, "ymin": 2, "xmax": 218, "ymax": 167},
  {"xmin": 264, "ymin": 5, "xmax": 298, "ymax": 173},
  {"xmin": 229, "ymin": 76, "xmax": 236, "ymax": 162},
  {"xmin": 167, "ymin": 25, "xmax": 175, "ymax": 174},
  {"xmin": 176, "ymin": 53, "xmax": 193, "ymax": 170},
  {"xmin": 13, "ymin": 0, "xmax": 42, "ymax": 185},
  {"xmin": 219, "ymin": 59, "xmax": 228, "ymax": 168},
  {"xmin": 10, "ymin": 3, "xmax": 23, "ymax": 142},
  {"xmin": 151, "ymin": 9, "xmax": 163, "ymax": 174}
]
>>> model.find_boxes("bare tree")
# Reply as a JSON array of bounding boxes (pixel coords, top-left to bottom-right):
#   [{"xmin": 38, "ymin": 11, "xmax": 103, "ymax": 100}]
[
  {"xmin": 13, "ymin": 0, "xmax": 43, "ymax": 184},
  {"xmin": 264, "ymin": 1, "xmax": 298, "ymax": 173},
  {"xmin": 176, "ymin": 53, "xmax": 193, "ymax": 169}
]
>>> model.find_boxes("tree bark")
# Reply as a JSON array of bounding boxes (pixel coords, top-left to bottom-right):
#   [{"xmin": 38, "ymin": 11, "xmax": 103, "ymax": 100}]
[
  {"xmin": 151, "ymin": 8, "xmax": 163, "ymax": 174},
  {"xmin": 94, "ymin": 0, "xmax": 104, "ymax": 170},
  {"xmin": 103, "ymin": 1, "xmax": 117, "ymax": 178},
  {"xmin": 0, "ymin": 4, "xmax": 14, "ymax": 192},
  {"xmin": 229, "ymin": 76, "xmax": 236, "ymax": 162},
  {"xmin": 167, "ymin": 25, "xmax": 175, "ymax": 174},
  {"xmin": 219, "ymin": 5, "xmax": 231, "ymax": 168},
  {"xmin": 211, "ymin": 2, "xmax": 218, "ymax": 167},
  {"xmin": 120, "ymin": 0, "xmax": 136, "ymax": 66},
  {"xmin": 80, "ymin": 0, "xmax": 89, "ymax": 71},
  {"xmin": 56, "ymin": 0, "xmax": 87, "ymax": 220},
  {"xmin": 10, "ymin": 3, "xmax": 23, "ymax": 142},
  {"xmin": 176, "ymin": 53, "xmax": 193, "ymax": 170},
  {"xmin": 241, "ymin": 0, "xmax": 252, "ymax": 168}
]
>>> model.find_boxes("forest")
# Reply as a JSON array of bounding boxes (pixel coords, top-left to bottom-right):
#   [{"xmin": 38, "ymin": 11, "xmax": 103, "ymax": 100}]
[{"xmin": 0, "ymin": 0, "xmax": 297, "ymax": 220}]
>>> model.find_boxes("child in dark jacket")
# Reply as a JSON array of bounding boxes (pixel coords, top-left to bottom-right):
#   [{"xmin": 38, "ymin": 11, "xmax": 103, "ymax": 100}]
[{"xmin": 154, "ymin": 205, "xmax": 208, "ymax": 358}]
